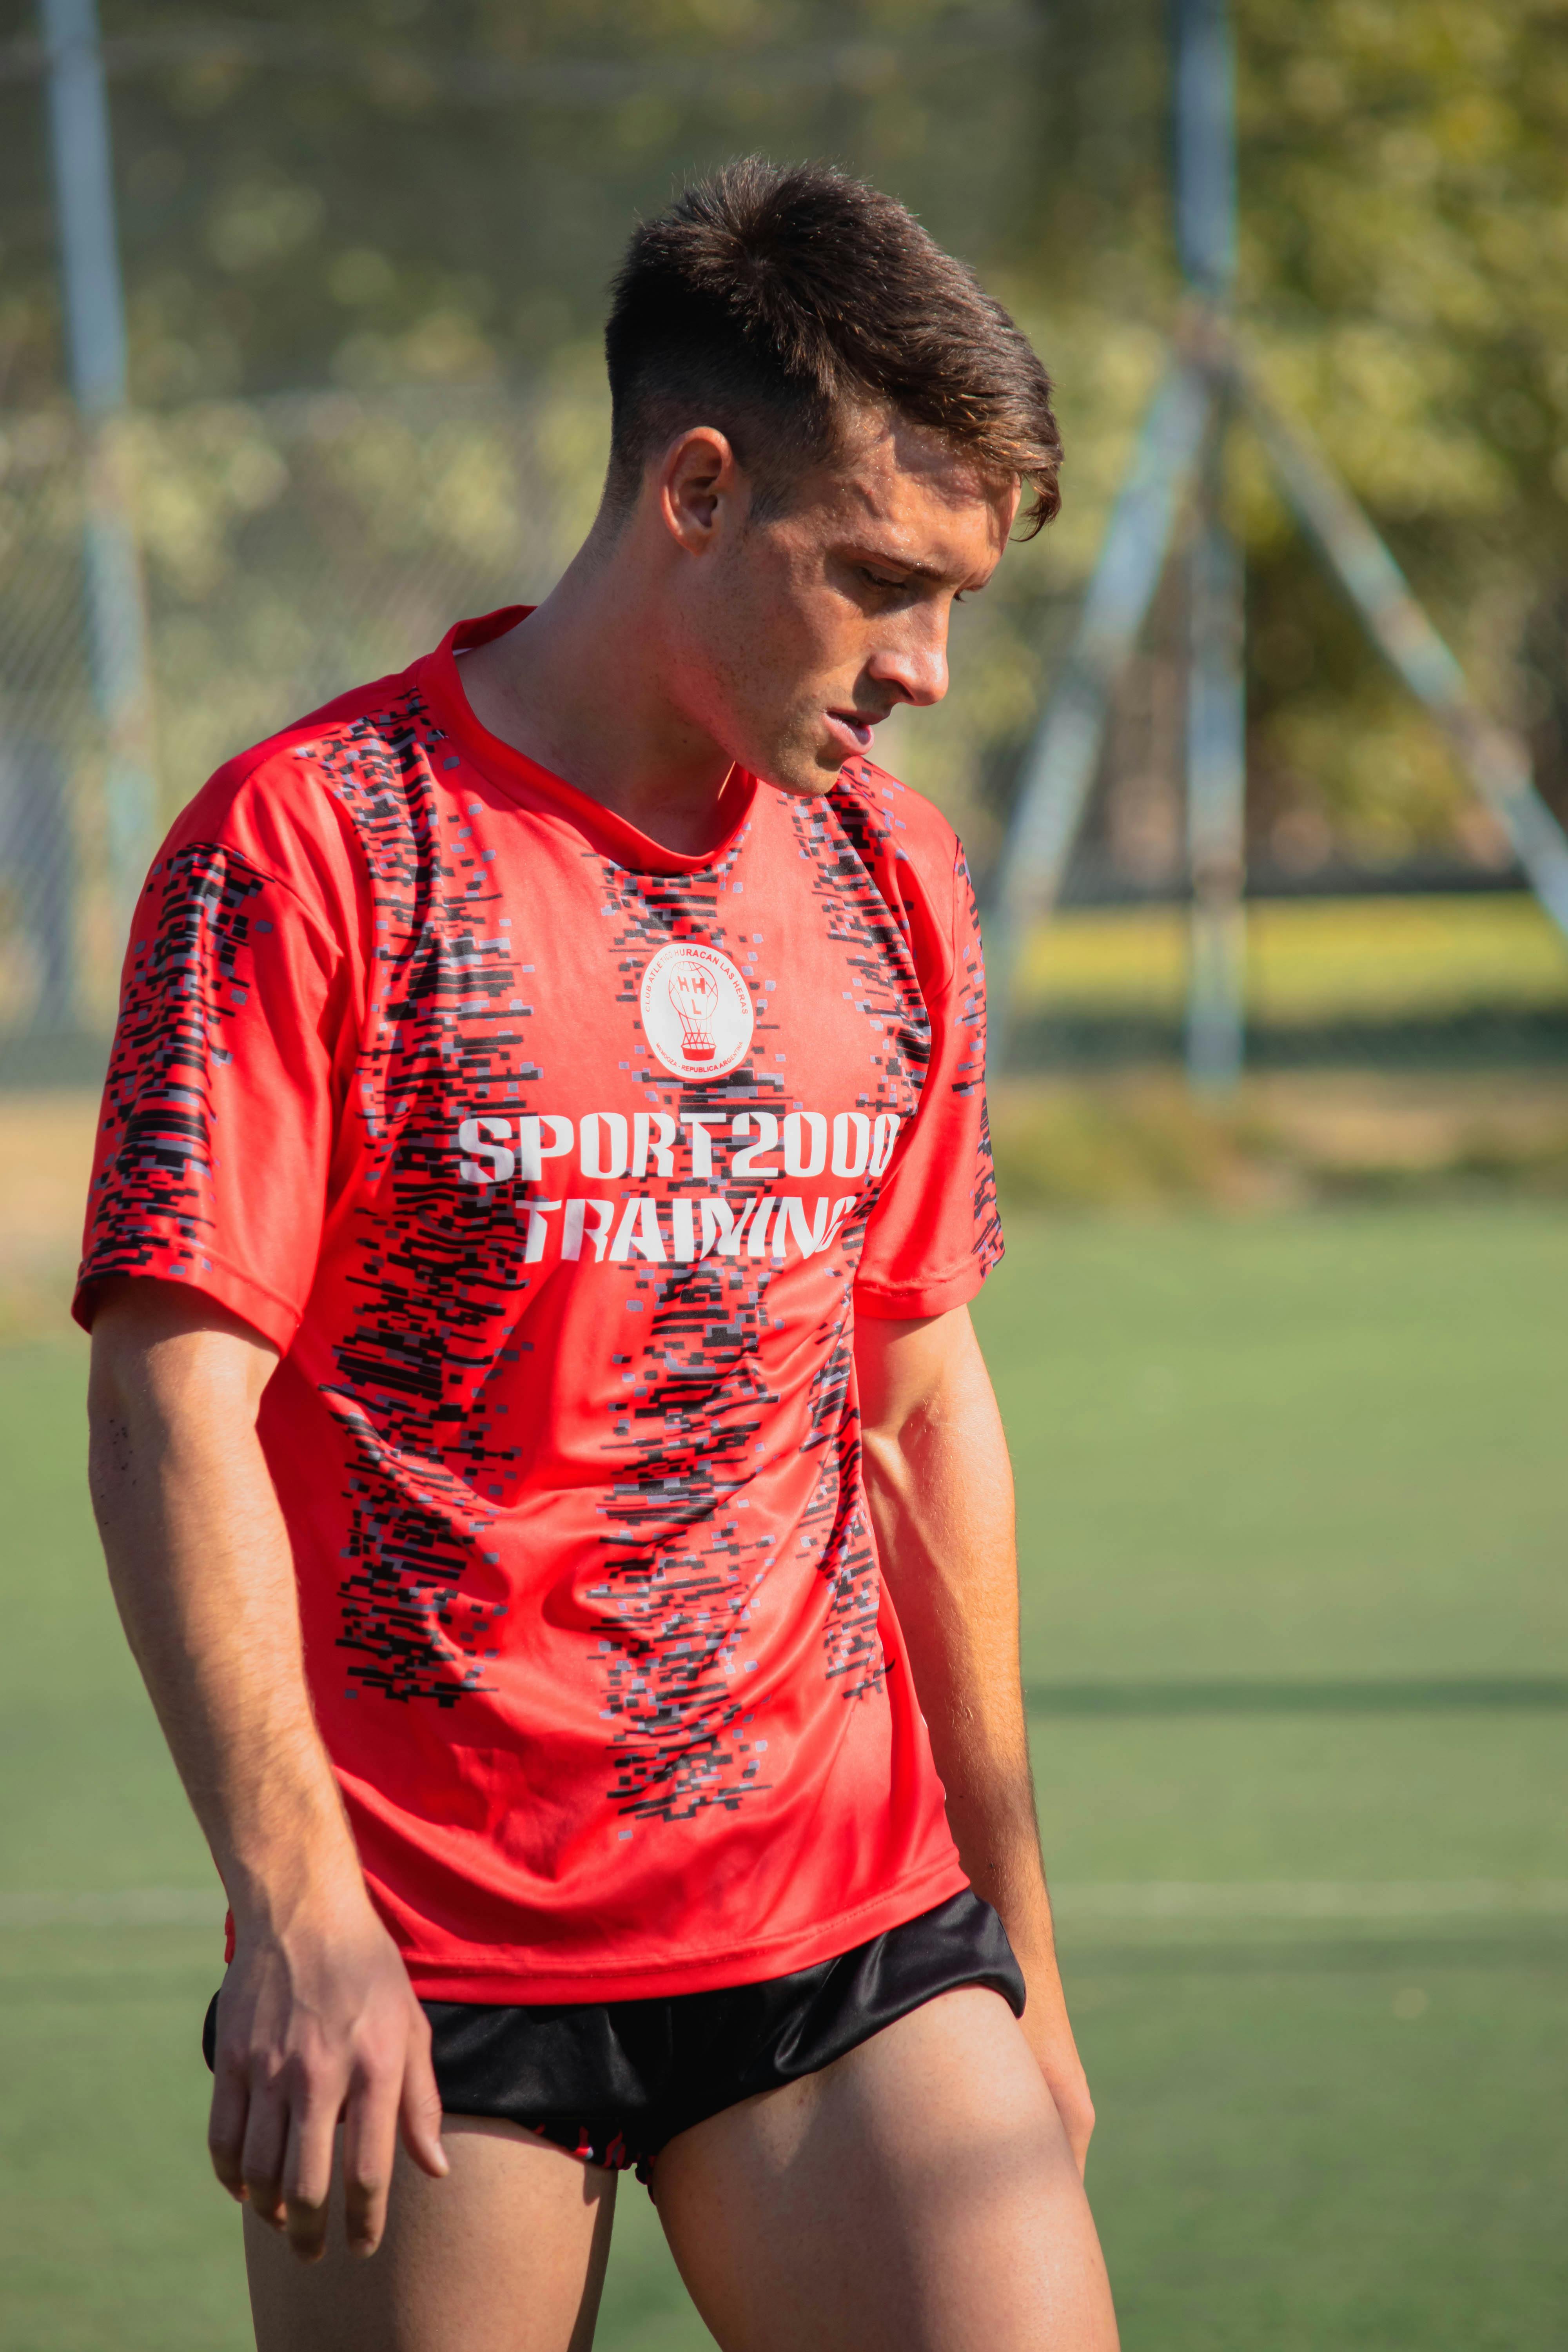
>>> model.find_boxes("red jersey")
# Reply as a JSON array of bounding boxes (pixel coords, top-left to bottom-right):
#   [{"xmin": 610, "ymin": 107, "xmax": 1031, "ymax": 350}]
[{"xmin": 75, "ymin": 609, "xmax": 1004, "ymax": 2003}]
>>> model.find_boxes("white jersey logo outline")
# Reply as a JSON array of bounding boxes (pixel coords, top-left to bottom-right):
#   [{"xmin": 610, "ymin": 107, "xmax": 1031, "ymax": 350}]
[{"xmin": 640, "ymin": 942, "xmax": 755, "ymax": 1082}]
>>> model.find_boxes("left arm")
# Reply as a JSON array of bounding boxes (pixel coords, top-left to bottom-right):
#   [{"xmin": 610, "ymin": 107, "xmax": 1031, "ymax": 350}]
[{"xmin": 854, "ymin": 1302, "xmax": 1095, "ymax": 2172}]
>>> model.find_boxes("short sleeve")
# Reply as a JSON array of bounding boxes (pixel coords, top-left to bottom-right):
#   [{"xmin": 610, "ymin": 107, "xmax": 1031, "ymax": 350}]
[
  {"xmin": 73, "ymin": 826, "xmax": 349, "ymax": 1353},
  {"xmin": 853, "ymin": 848, "xmax": 1004, "ymax": 1320}
]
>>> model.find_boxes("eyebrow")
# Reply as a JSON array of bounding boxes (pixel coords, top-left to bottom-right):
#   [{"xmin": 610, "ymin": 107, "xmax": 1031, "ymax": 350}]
[{"xmin": 857, "ymin": 548, "xmax": 972, "ymax": 587}]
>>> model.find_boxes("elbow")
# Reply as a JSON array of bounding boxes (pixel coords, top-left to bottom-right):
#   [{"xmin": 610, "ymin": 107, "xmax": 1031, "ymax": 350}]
[
  {"xmin": 857, "ymin": 1417, "xmax": 920, "ymax": 1513},
  {"xmin": 87, "ymin": 1318, "xmax": 131, "ymax": 1430},
  {"xmin": 85, "ymin": 1292, "xmax": 175, "ymax": 1534},
  {"xmin": 87, "ymin": 1296, "xmax": 149, "ymax": 1461},
  {"xmin": 86, "ymin": 1347, "xmax": 139, "ymax": 1541}
]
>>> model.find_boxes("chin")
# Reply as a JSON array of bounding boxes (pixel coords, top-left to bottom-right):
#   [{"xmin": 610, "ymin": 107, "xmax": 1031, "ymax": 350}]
[
  {"xmin": 763, "ymin": 767, "xmax": 844, "ymax": 803},
  {"xmin": 743, "ymin": 733, "xmax": 847, "ymax": 800}
]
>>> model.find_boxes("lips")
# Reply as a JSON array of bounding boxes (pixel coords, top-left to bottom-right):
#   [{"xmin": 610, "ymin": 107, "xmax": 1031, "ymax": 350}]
[{"xmin": 826, "ymin": 710, "xmax": 882, "ymax": 755}]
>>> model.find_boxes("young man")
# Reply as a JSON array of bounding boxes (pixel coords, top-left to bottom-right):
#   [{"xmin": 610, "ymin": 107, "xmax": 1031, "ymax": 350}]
[{"xmin": 80, "ymin": 160, "xmax": 1118, "ymax": 2350}]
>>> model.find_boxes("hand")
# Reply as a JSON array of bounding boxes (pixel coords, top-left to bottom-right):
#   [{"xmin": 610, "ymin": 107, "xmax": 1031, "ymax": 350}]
[
  {"xmin": 1012, "ymin": 1936, "xmax": 1096, "ymax": 2176},
  {"xmin": 1022, "ymin": 2002, "xmax": 1096, "ymax": 2176},
  {"xmin": 207, "ymin": 1889, "xmax": 449, "ymax": 2261}
]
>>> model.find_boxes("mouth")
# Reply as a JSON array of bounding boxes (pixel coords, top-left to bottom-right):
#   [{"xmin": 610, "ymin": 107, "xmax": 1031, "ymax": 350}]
[{"xmin": 824, "ymin": 708, "xmax": 885, "ymax": 757}]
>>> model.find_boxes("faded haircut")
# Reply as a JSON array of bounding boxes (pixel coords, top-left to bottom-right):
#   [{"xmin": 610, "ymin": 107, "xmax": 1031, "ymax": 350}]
[{"xmin": 603, "ymin": 157, "xmax": 1062, "ymax": 534}]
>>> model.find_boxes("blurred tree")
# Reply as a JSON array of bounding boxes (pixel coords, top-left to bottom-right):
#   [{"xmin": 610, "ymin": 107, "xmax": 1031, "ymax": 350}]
[
  {"xmin": 1236, "ymin": 0, "xmax": 1568, "ymax": 864},
  {"xmin": 0, "ymin": 0, "xmax": 1067, "ymax": 403},
  {"xmin": 1, "ymin": 0, "xmax": 1566, "ymax": 872}
]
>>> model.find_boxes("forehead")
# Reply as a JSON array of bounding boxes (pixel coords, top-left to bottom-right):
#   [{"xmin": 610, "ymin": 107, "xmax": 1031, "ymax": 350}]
[{"xmin": 785, "ymin": 407, "xmax": 1018, "ymax": 570}]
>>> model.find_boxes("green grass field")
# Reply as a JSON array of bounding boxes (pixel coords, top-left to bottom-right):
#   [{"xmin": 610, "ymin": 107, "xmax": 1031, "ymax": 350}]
[{"xmin": 3, "ymin": 1207, "xmax": 1565, "ymax": 2350}]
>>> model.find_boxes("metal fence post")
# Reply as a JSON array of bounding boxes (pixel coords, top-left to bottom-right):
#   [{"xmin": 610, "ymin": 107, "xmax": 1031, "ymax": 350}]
[
  {"xmin": 1172, "ymin": 0, "xmax": 1247, "ymax": 1089},
  {"xmin": 1238, "ymin": 362, "xmax": 1568, "ymax": 946},
  {"xmin": 39, "ymin": 0, "xmax": 156, "ymax": 954},
  {"xmin": 1172, "ymin": 0, "xmax": 1237, "ymax": 297},
  {"xmin": 988, "ymin": 365, "xmax": 1211, "ymax": 1067},
  {"xmin": 1183, "ymin": 404, "xmax": 1247, "ymax": 1089}
]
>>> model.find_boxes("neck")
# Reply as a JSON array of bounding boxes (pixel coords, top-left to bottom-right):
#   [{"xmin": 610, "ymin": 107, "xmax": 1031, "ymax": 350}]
[{"xmin": 454, "ymin": 521, "xmax": 739, "ymax": 857}]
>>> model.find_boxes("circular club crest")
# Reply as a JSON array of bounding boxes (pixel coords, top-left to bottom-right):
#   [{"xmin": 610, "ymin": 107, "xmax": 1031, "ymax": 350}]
[{"xmin": 640, "ymin": 940, "xmax": 755, "ymax": 1082}]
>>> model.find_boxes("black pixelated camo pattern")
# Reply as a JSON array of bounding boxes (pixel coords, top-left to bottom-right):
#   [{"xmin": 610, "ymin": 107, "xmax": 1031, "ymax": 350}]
[{"xmin": 82, "ymin": 683, "xmax": 996, "ymax": 1829}]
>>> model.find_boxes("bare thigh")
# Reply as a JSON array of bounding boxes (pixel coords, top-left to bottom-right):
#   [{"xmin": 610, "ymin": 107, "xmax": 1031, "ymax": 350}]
[
  {"xmin": 651, "ymin": 1985, "xmax": 1119, "ymax": 2352},
  {"xmin": 244, "ymin": 2116, "xmax": 617, "ymax": 2352}
]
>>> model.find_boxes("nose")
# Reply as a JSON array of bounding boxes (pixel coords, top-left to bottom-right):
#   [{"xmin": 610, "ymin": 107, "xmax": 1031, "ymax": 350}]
[{"xmin": 867, "ymin": 609, "xmax": 950, "ymax": 710}]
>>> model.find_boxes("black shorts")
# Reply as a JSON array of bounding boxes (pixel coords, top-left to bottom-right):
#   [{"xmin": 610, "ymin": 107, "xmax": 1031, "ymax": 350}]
[{"xmin": 203, "ymin": 1887, "xmax": 1023, "ymax": 2182}]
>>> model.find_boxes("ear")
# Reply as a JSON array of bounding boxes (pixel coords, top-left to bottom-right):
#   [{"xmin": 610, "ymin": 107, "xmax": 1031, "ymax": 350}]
[{"xmin": 657, "ymin": 426, "xmax": 744, "ymax": 555}]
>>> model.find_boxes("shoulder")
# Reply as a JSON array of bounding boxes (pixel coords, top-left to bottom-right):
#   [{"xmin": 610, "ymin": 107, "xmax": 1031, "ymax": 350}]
[
  {"xmin": 820, "ymin": 757, "xmax": 974, "ymax": 977},
  {"xmin": 828, "ymin": 756, "xmax": 964, "ymax": 878},
  {"xmin": 156, "ymin": 661, "xmax": 442, "ymax": 936}
]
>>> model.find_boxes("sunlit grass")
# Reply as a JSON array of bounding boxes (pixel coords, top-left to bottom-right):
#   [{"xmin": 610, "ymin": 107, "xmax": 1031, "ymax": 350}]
[{"xmin": 3, "ymin": 1213, "xmax": 1566, "ymax": 2347}]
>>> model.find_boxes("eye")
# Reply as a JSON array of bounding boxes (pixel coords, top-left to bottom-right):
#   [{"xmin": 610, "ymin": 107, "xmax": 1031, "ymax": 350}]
[{"xmin": 859, "ymin": 567, "xmax": 905, "ymax": 592}]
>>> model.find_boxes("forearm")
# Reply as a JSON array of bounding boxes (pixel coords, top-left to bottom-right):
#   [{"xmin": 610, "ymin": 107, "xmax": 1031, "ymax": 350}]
[
  {"xmin": 86, "ymin": 1274, "xmax": 446, "ymax": 2254},
  {"xmin": 857, "ymin": 1327, "xmax": 1050, "ymax": 1952},
  {"xmin": 856, "ymin": 1303, "xmax": 1094, "ymax": 2162},
  {"xmin": 87, "ymin": 1299, "xmax": 364, "ymax": 1926}
]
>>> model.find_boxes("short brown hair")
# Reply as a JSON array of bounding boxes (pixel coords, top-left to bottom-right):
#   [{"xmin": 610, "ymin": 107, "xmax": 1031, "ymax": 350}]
[{"xmin": 603, "ymin": 157, "xmax": 1061, "ymax": 535}]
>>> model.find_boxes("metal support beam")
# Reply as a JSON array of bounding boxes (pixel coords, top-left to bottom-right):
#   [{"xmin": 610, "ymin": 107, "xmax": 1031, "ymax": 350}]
[
  {"xmin": 988, "ymin": 364, "xmax": 1212, "ymax": 1063},
  {"xmin": 990, "ymin": 0, "xmax": 1568, "ymax": 1101},
  {"xmin": 1183, "ymin": 403, "xmax": 1247, "ymax": 1089},
  {"xmin": 987, "ymin": 0, "xmax": 1236, "ymax": 1075},
  {"xmin": 1172, "ymin": 0, "xmax": 1237, "ymax": 298},
  {"xmin": 1174, "ymin": 0, "xmax": 1244, "ymax": 1085},
  {"xmin": 1239, "ymin": 363, "xmax": 1568, "ymax": 945},
  {"xmin": 39, "ymin": 0, "xmax": 156, "ymax": 938}
]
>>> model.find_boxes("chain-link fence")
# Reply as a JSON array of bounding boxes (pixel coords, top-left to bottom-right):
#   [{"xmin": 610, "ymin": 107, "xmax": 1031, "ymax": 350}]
[
  {"xmin": 0, "ymin": 413, "xmax": 105, "ymax": 1073},
  {"xmin": 0, "ymin": 373, "xmax": 609, "ymax": 1077},
  {"xmin": 6, "ymin": 371, "xmax": 1567, "ymax": 1084}
]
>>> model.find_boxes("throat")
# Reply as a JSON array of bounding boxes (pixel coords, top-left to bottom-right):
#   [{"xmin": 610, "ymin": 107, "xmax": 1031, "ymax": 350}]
[{"xmin": 455, "ymin": 625, "xmax": 742, "ymax": 857}]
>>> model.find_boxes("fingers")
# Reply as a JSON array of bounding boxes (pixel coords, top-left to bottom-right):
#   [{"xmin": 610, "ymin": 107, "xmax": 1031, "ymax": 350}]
[
  {"xmin": 210, "ymin": 2015, "xmax": 350, "ymax": 2257},
  {"xmin": 341, "ymin": 2066, "xmax": 401, "ymax": 2258},
  {"xmin": 239, "ymin": 2082, "xmax": 290, "ymax": 2230},
  {"xmin": 217, "ymin": 2049, "xmax": 414, "ymax": 2261},
  {"xmin": 208, "ymin": 1933, "xmax": 445, "ymax": 2261},
  {"xmin": 1029, "ymin": 2033, "xmax": 1096, "ymax": 2179},
  {"xmin": 399, "ymin": 2018, "xmax": 450, "ymax": 2183},
  {"xmin": 339, "ymin": 2008, "xmax": 448, "ymax": 2255},
  {"xmin": 1050, "ymin": 2086, "xmax": 1094, "ymax": 2178},
  {"xmin": 281, "ymin": 2093, "xmax": 340, "ymax": 2263},
  {"xmin": 207, "ymin": 2054, "xmax": 252, "ymax": 2205}
]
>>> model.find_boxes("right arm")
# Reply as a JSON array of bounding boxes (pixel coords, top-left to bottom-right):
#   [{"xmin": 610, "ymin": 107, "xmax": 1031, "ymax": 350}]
[{"xmin": 87, "ymin": 1275, "xmax": 447, "ymax": 2261}]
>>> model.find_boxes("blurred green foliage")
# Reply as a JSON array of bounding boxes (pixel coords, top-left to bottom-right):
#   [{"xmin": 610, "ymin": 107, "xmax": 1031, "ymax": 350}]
[
  {"xmin": 2, "ymin": 0, "xmax": 1567, "ymax": 867},
  {"xmin": 1236, "ymin": 0, "xmax": 1568, "ymax": 865}
]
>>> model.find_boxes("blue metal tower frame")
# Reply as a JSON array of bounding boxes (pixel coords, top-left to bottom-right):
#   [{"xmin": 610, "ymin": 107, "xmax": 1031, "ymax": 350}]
[
  {"xmin": 991, "ymin": 0, "xmax": 1568, "ymax": 1086},
  {"xmin": 38, "ymin": 0, "xmax": 157, "ymax": 938}
]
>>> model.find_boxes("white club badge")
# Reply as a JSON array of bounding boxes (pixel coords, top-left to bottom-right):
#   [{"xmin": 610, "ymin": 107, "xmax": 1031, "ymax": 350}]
[{"xmin": 640, "ymin": 940, "xmax": 755, "ymax": 1082}]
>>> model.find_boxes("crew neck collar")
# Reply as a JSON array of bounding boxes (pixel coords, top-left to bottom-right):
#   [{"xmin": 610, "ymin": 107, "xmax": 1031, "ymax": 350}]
[{"xmin": 418, "ymin": 607, "xmax": 759, "ymax": 878}]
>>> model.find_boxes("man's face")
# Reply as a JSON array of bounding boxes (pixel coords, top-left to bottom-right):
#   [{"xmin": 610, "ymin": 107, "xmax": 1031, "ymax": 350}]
[{"xmin": 667, "ymin": 412, "xmax": 1019, "ymax": 798}]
